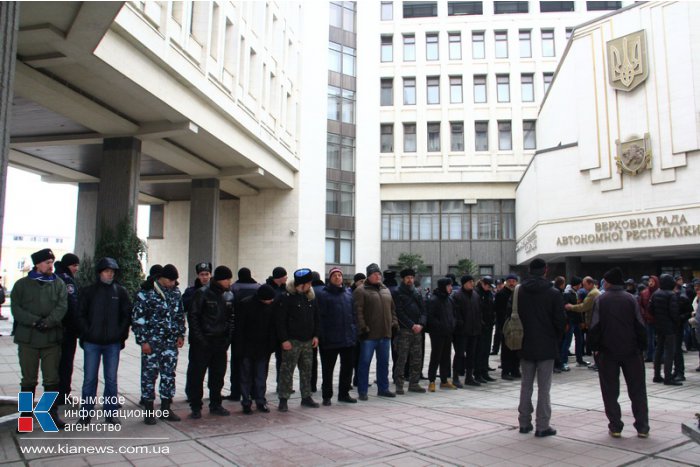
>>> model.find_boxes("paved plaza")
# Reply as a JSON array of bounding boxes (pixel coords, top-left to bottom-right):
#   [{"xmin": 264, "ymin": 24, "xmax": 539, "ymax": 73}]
[{"xmin": 0, "ymin": 307, "xmax": 698, "ymax": 466}]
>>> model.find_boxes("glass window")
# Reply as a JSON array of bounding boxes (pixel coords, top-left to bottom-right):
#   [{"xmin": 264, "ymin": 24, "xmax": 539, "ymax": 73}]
[
  {"xmin": 381, "ymin": 35, "xmax": 393, "ymax": 62},
  {"xmin": 544, "ymin": 72, "xmax": 553, "ymax": 93},
  {"xmin": 473, "ymin": 75, "xmax": 486, "ymax": 103},
  {"xmin": 479, "ymin": 265, "xmax": 494, "ymax": 276},
  {"xmin": 566, "ymin": 27, "xmax": 573, "ymax": 40},
  {"xmin": 404, "ymin": 123, "xmax": 417, "ymax": 152},
  {"xmin": 448, "ymin": 32, "xmax": 462, "ymax": 60},
  {"xmin": 495, "ymin": 30, "xmax": 508, "ymax": 58},
  {"xmin": 342, "ymin": 45, "xmax": 356, "ymax": 77},
  {"xmin": 427, "ymin": 76, "xmax": 440, "ymax": 104},
  {"xmin": 403, "ymin": 1, "xmax": 438, "ymax": 18},
  {"xmin": 475, "ymin": 121, "xmax": 488, "ymax": 151},
  {"xmin": 502, "ymin": 200, "xmax": 515, "ymax": 240},
  {"xmin": 521, "ymin": 73, "xmax": 534, "ymax": 102},
  {"xmin": 441, "ymin": 200, "xmax": 470, "ymax": 240},
  {"xmin": 471, "ymin": 200, "xmax": 500, "ymax": 240},
  {"xmin": 497, "ymin": 74, "xmax": 510, "ymax": 103},
  {"xmin": 540, "ymin": 1, "xmax": 574, "ymax": 12},
  {"xmin": 450, "ymin": 76, "xmax": 463, "ymax": 103},
  {"xmin": 426, "ymin": 33, "xmax": 439, "ymax": 60},
  {"xmin": 450, "ymin": 121, "xmax": 464, "ymax": 151},
  {"xmin": 327, "ymin": 86, "xmax": 341, "ymax": 120},
  {"xmin": 326, "ymin": 182, "xmax": 339, "ymax": 214},
  {"xmin": 523, "ymin": 120, "xmax": 536, "ymax": 150},
  {"xmin": 327, "ymin": 133, "xmax": 341, "ymax": 169},
  {"xmin": 519, "ymin": 30, "xmax": 531, "ymax": 58},
  {"xmin": 411, "ymin": 201, "xmax": 440, "ymax": 240},
  {"xmin": 403, "ymin": 77, "xmax": 416, "ymax": 104},
  {"xmin": 381, "ymin": 124, "xmax": 394, "ymax": 152},
  {"xmin": 403, "ymin": 34, "xmax": 416, "ymax": 61},
  {"xmin": 427, "ymin": 122, "xmax": 440, "ymax": 152},
  {"xmin": 494, "ymin": 1, "xmax": 529, "ymax": 14},
  {"xmin": 329, "ymin": 42, "xmax": 342, "ymax": 73},
  {"xmin": 382, "ymin": 201, "xmax": 410, "ymax": 240},
  {"xmin": 326, "ymin": 229, "xmax": 354, "ymax": 264},
  {"xmin": 448, "ymin": 1, "xmax": 483, "ymax": 15},
  {"xmin": 341, "ymin": 89, "xmax": 354, "ymax": 123},
  {"xmin": 541, "ymin": 29, "xmax": 555, "ymax": 57},
  {"xmin": 329, "ymin": 3, "xmax": 343, "ymax": 28},
  {"xmin": 472, "ymin": 31, "xmax": 485, "ymax": 59},
  {"xmin": 341, "ymin": 136, "xmax": 355, "ymax": 171},
  {"xmin": 381, "ymin": 1, "xmax": 393, "ymax": 20},
  {"xmin": 381, "ymin": 78, "xmax": 393, "ymax": 106},
  {"xmin": 498, "ymin": 120, "xmax": 512, "ymax": 150},
  {"xmin": 586, "ymin": 1, "xmax": 622, "ymax": 11}
]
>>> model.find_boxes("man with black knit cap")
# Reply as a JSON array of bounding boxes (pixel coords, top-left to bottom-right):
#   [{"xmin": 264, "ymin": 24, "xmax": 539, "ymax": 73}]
[
  {"xmin": 132, "ymin": 264, "xmax": 186, "ymax": 425},
  {"xmin": 393, "ymin": 268, "xmax": 426, "ymax": 394},
  {"xmin": 186, "ymin": 265, "xmax": 235, "ymax": 419},
  {"xmin": 452, "ymin": 275, "xmax": 482, "ymax": 386},
  {"xmin": 11, "ymin": 248, "xmax": 68, "ymax": 429},
  {"xmin": 54, "ymin": 253, "xmax": 80, "ymax": 405},
  {"xmin": 276, "ymin": 268, "xmax": 321, "ymax": 411},
  {"xmin": 590, "ymin": 267, "xmax": 649, "ymax": 438},
  {"xmin": 517, "ymin": 258, "xmax": 565, "ymax": 438}
]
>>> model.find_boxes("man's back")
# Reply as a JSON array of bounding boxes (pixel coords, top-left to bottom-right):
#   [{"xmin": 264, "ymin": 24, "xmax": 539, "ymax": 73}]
[
  {"xmin": 518, "ymin": 276, "xmax": 565, "ymax": 361},
  {"xmin": 592, "ymin": 287, "xmax": 643, "ymax": 358}
]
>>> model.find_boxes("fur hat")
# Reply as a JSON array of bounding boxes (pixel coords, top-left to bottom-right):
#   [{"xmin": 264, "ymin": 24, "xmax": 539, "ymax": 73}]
[
  {"xmin": 294, "ymin": 268, "xmax": 313, "ymax": 286},
  {"xmin": 31, "ymin": 248, "xmax": 55, "ymax": 265},
  {"xmin": 400, "ymin": 268, "xmax": 416, "ymax": 278},
  {"xmin": 60, "ymin": 253, "xmax": 80, "ymax": 267}
]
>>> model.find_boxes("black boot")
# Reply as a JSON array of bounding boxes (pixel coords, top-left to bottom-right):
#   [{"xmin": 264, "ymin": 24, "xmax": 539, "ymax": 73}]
[
  {"xmin": 160, "ymin": 399, "xmax": 181, "ymax": 421},
  {"xmin": 144, "ymin": 400, "xmax": 157, "ymax": 425},
  {"xmin": 45, "ymin": 385, "xmax": 66, "ymax": 429}
]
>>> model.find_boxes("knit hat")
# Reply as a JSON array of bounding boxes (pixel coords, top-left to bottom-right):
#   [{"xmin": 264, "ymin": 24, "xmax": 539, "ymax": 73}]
[
  {"xmin": 238, "ymin": 267, "xmax": 253, "ymax": 282},
  {"xmin": 366, "ymin": 263, "xmax": 381, "ymax": 276},
  {"xmin": 353, "ymin": 273, "xmax": 366, "ymax": 282},
  {"xmin": 272, "ymin": 267, "xmax": 287, "ymax": 279},
  {"xmin": 60, "ymin": 253, "xmax": 80, "ymax": 267},
  {"xmin": 460, "ymin": 274, "xmax": 474, "ymax": 285},
  {"xmin": 213, "ymin": 266, "xmax": 233, "ymax": 281},
  {"xmin": 31, "ymin": 248, "xmax": 55, "ymax": 265},
  {"xmin": 400, "ymin": 268, "xmax": 416, "ymax": 278},
  {"xmin": 603, "ymin": 267, "xmax": 624, "ymax": 286},
  {"xmin": 505, "ymin": 273, "xmax": 518, "ymax": 281},
  {"xmin": 257, "ymin": 284, "xmax": 276, "ymax": 301},
  {"xmin": 294, "ymin": 268, "xmax": 313, "ymax": 286},
  {"xmin": 437, "ymin": 277, "xmax": 452, "ymax": 293},
  {"xmin": 149, "ymin": 264, "xmax": 163, "ymax": 279},
  {"xmin": 529, "ymin": 258, "xmax": 546, "ymax": 275},
  {"xmin": 160, "ymin": 264, "xmax": 179, "ymax": 281},
  {"xmin": 328, "ymin": 267, "xmax": 343, "ymax": 279},
  {"xmin": 570, "ymin": 276, "xmax": 582, "ymax": 287},
  {"xmin": 195, "ymin": 262, "xmax": 212, "ymax": 274}
]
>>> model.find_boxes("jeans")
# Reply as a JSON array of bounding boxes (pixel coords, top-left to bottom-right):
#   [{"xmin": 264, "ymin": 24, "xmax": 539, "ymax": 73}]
[
  {"xmin": 358, "ymin": 338, "xmax": 390, "ymax": 395},
  {"xmin": 81, "ymin": 342, "xmax": 121, "ymax": 414},
  {"xmin": 645, "ymin": 323, "xmax": 656, "ymax": 360}
]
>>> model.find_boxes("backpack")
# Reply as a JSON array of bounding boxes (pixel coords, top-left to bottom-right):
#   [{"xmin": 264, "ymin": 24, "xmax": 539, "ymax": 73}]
[{"xmin": 503, "ymin": 285, "xmax": 524, "ymax": 351}]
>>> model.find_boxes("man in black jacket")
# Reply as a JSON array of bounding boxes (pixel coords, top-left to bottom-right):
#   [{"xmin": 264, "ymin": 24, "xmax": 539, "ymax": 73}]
[
  {"xmin": 182, "ymin": 262, "xmax": 212, "ymax": 313},
  {"xmin": 517, "ymin": 258, "xmax": 566, "ymax": 438},
  {"xmin": 452, "ymin": 275, "xmax": 482, "ymax": 387},
  {"xmin": 393, "ymin": 268, "xmax": 426, "ymax": 394},
  {"xmin": 55, "ymin": 253, "xmax": 80, "ymax": 405},
  {"xmin": 76, "ymin": 257, "xmax": 131, "ymax": 425},
  {"xmin": 590, "ymin": 267, "xmax": 649, "ymax": 438},
  {"xmin": 497, "ymin": 274, "xmax": 520, "ymax": 380},
  {"xmin": 475, "ymin": 277, "xmax": 496, "ymax": 383},
  {"xmin": 186, "ymin": 266, "xmax": 235, "ymax": 419},
  {"xmin": 651, "ymin": 274, "xmax": 681, "ymax": 386}
]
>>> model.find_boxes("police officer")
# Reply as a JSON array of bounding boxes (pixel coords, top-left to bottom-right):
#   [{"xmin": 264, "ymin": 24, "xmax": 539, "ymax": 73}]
[
  {"xmin": 182, "ymin": 262, "xmax": 212, "ymax": 313},
  {"xmin": 132, "ymin": 264, "xmax": 185, "ymax": 425},
  {"xmin": 54, "ymin": 253, "xmax": 80, "ymax": 405}
]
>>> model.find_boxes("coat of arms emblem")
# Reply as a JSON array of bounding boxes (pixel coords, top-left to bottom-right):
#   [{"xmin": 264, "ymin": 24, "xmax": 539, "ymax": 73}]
[
  {"xmin": 615, "ymin": 134, "xmax": 651, "ymax": 176},
  {"xmin": 607, "ymin": 30, "xmax": 648, "ymax": 91}
]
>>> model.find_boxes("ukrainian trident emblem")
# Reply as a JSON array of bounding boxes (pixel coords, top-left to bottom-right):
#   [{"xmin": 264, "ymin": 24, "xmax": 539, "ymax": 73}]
[
  {"xmin": 607, "ymin": 30, "xmax": 648, "ymax": 92},
  {"xmin": 615, "ymin": 134, "xmax": 652, "ymax": 176}
]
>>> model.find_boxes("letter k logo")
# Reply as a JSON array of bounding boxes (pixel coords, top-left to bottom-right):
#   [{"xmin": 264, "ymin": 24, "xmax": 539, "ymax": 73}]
[{"xmin": 17, "ymin": 392, "xmax": 58, "ymax": 432}]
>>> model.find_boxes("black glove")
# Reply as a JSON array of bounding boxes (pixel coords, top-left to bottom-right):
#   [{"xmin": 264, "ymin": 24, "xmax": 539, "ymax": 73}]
[{"xmin": 34, "ymin": 319, "xmax": 49, "ymax": 332}]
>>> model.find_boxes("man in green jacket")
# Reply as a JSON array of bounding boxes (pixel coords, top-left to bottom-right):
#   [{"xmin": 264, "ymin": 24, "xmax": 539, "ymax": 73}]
[{"xmin": 11, "ymin": 248, "xmax": 68, "ymax": 428}]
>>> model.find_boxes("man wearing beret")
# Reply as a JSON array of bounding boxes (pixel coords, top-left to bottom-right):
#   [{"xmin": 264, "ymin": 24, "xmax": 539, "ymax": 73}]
[
  {"xmin": 186, "ymin": 265, "xmax": 235, "ymax": 419},
  {"xmin": 393, "ymin": 268, "xmax": 427, "ymax": 394},
  {"xmin": 276, "ymin": 268, "xmax": 321, "ymax": 411},
  {"xmin": 132, "ymin": 264, "xmax": 186, "ymax": 425},
  {"xmin": 54, "ymin": 253, "xmax": 80, "ymax": 405},
  {"xmin": 11, "ymin": 248, "xmax": 68, "ymax": 428}
]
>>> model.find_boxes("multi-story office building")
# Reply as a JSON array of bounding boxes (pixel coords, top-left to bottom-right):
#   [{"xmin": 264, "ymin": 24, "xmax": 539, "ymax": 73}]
[{"xmin": 357, "ymin": 0, "xmax": 630, "ymax": 285}]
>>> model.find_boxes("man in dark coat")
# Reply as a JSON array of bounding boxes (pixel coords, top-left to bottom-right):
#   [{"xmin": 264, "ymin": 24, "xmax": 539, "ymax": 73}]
[
  {"xmin": 590, "ymin": 267, "xmax": 649, "ymax": 438},
  {"xmin": 55, "ymin": 253, "xmax": 80, "ymax": 405},
  {"xmin": 651, "ymin": 274, "xmax": 681, "ymax": 385},
  {"xmin": 452, "ymin": 274, "xmax": 482, "ymax": 387},
  {"xmin": 475, "ymin": 277, "xmax": 496, "ymax": 383},
  {"xmin": 392, "ymin": 268, "xmax": 426, "ymax": 394},
  {"xmin": 266, "ymin": 266, "xmax": 287, "ymax": 388},
  {"xmin": 497, "ymin": 274, "xmax": 520, "ymax": 380},
  {"xmin": 182, "ymin": 262, "xmax": 212, "ymax": 312},
  {"xmin": 427, "ymin": 278, "xmax": 457, "ymax": 391},
  {"xmin": 517, "ymin": 258, "xmax": 566, "ymax": 437}
]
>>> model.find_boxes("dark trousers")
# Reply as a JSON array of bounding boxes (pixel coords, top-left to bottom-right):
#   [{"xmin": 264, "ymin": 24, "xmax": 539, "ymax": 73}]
[
  {"xmin": 573, "ymin": 323, "xmax": 585, "ymax": 361},
  {"xmin": 673, "ymin": 328, "xmax": 685, "ymax": 377},
  {"xmin": 492, "ymin": 317, "xmax": 505, "ymax": 354},
  {"xmin": 187, "ymin": 342, "xmax": 228, "ymax": 410},
  {"xmin": 476, "ymin": 325, "xmax": 493, "ymax": 375},
  {"xmin": 58, "ymin": 328, "xmax": 78, "ymax": 401},
  {"xmin": 598, "ymin": 352, "xmax": 649, "ymax": 434},
  {"xmin": 311, "ymin": 347, "xmax": 318, "ymax": 391},
  {"xmin": 452, "ymin": 334, "xmax": 466, "ymax": 378},
  {"xmin": 320, "ymin": 346, "xmax": 354, "ymax": 400},
  {"xmin": 240, "ymin": 355, "xmax": 270, "ymax": 407},
  {"xmin": 428, "ymin": 334, "xmax": 452, "ymax": 383},
  {"xmin": 654, "ymin": 333, "xmax": 676, "ymax": 381},
  {"xmin": 228, "ymin": 347, "xmax": 241, "ymax": 398},
  {"xmin": 501, "ymin": 342, "xmax": 520, "ymax": 375}
]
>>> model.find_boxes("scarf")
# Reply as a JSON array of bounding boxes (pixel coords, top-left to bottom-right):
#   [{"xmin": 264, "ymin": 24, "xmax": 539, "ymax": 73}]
[{"xmin": 28, "ymin": 270, "xmax": 57, "ymax": 282}]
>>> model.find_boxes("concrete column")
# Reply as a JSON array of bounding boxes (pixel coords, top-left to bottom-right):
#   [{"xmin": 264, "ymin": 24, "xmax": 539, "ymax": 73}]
[
  {"xmin": 74, "ymin": 183, "xmax": 99, "ymax": 259},
  {"xmin": 148, "ymin": 204, "xmax": 165, "ymax": 239},
  {"xmin": 0, "ymin": 2, "xmax": 19, "ymax": 264},
  {"xmin": 565, "ymin": 256, "xmax": 582, "ymax": 281},
  {"xmin": 188, "ymin": 178, "xmax": 219, "ymax": 273},
  {"xmin": 97, "ymin": 137, "xmax": 141, "ymax": 234}
]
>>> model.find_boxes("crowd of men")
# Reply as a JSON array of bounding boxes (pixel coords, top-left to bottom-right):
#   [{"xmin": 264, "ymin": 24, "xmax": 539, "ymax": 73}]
[{"xmin": 9, "ymin": 248, "xmax": 700, "ymax": 438}]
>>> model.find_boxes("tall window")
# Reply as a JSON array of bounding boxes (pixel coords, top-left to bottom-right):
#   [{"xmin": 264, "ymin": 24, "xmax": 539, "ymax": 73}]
[
  {"xmin": 403, "ymin": 34, "xmax": 416, "ymax": 61},
  {"xmin": 329, "ymin": 43, "xmax": 356, "ymax": 76},
  {"xmin": 326, "ymin": 229, "xmax": 354, "ymax": 264},
  {"xmin": 327, "ymin": 134, "xmax": 355, "ymax": 171},
  {"xmin": 326, "ymin": 182, "xmax": 354, "ymax": 216},
  {"xmin": 473, "ymin": 75, "xmax": 487, "ymax": 103},
  {"xmin": 496, "ymin": 74, "xmax": 510, "ymax": 103},
  {"xmin": 521, "ymin": 74, "xmax": 534, "ymax": 102},
  {"xmin": 472, "ymin": 31, "xmax": 485, "ymax": 59},
  {"xmin": 341, "ymin": 89, "xmax": 354, "ymax": 123},
  {"xmin": 543, "ymin": 72, "xmax": 553, "ymax": 93},
  {"xmin": 403, "ymin": 77, "xmax": 416, "ymax": 104},
  {"xmin": 475, "ymin": 121, "xmax": 488, "ymax": 151},
  {"xmin": 427, "ymin": 76, "xmax": 440, "ymax": 104},
  {"xmin": 441, "ymin": 200, "xmax": 469, "ymax": 240},
  {"xmin": 427, "ymin": 122, "xmax": 441, "ymax": 152},
  {"xmin": 381, "ymin": 78, "xmax": 393, "ymax": 106},
  {"xmin": 426, "ymin": 33, "xmax": 439, "ymax": 60},
  {"xmin": 494, "ymin": 1, "xmax": 528, "ymax": 14},
  {"xmin": 448, "ymin": 32, "xmax": 462, "ymax": 59},
  {"xmin": 327, "ymin": 86, "xmax": 341, "ymax": 120},
  {"xmin": 450, "ymin": 121, "xmax": 464, "ymax": 151},
  {"xmin": 498, "ymin": 120, "xmax": 512, "ymax": 150},
  {"xmin": 519, "ymin": 30, "xmax": 531, "ymax": 58},
  {"xmin": 448, "ymin": 1, "xmax": 483, "ymax": 15},
  {"xmin": 540, "ymin": 1, "xmax": 574, "ymax": 12},
  {"xmin": 381, "ymin": 201, "xmax": 410, "ymax": 240},
  {"xmin": 381, "ymin": 35, "xmax": 393, "ymax": 62},
  {"xmin": 471, "ymin": 200, "xmax": 500, "ymax": 240},
  {"xmin": 541, "ymin": 29, "xmax": 555, "ymax": 57},
  {"xmin": 403, "ymin": 1, "xmax": 438, "ymax": 18},
  {"xmin": 450, "ymin": 76, "xmax": 463, "ymax": 103},
  {"xmin": 381, "ymin": 124, "xmax": 394, "ymax": 152},
  {"xmin": 523, "ymin": 120, "xmax": 536, "ymax": 150},
  {"xmin": 404, "ymin": 123, "xmax": 417, "ymax": 152},
  {"xmin": 411, "ymin": 201, "xmax": 440, "ymax": 240},
  {"xmin": 381, "ymin": 1, "xmax": 393, "ymax": 20},
  {"xmin": 495, "ymin": 30, "xmax": 508, "ymax": 58}
]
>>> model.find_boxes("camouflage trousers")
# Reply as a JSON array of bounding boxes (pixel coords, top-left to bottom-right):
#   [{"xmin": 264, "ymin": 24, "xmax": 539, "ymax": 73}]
[
  {"xmin": 141, "ymin": 342, "xmax": 179, "ymax": 401},
  {"xmin": 278, "ymin": 339, "xmax": 313, "ymax": 400},
  {"xmin": 393, "ymin": 328, "xmax": 423, "ymax": 386}
]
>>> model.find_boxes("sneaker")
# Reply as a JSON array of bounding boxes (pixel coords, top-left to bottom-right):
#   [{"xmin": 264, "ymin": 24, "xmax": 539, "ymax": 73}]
[
  {"xmin": 534, "ymin": 427, "xmax": 557, "ymax": 438},
  {"xmin": 300, "ymin": 397, "xmax": 320, "ymax": 408},
  {"xmin": 210, "ymin": 406, "xmax": 231, "ymax": 416},
  {"xmin": 519, "ymin": 424, "xmax": 533, "ymax": 434},
  {"xmin": 338, "ymin": 394, "xmax": 357, "ymax": 403},
  {"xmin": 358, "ymin": 394, "xmax": 368, "ymax": 401},
  {"xmin": 609, "ymin": 431, "xmax": 622, "ymax": 438},
  {"xmin": 440, "ymin": 382, "xmax": 458, "ymax": 390},
  {"xmin": 408, "ymin": 384, "xmax": 427, "ymax": 393},
  {"xmin": 322, "ymin": 399, "xmax": 332, "ymax": 406},
  {"xmin": 561, "ymin": 364, "xmax": 570, "ymax": 372},
  {"xmin": 377, "ymin": 391, "xmax": 396, "ymax": 398},
  {"xmin": 428, "ymin": 382, "xmax": 436, "ymax": 392}
]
